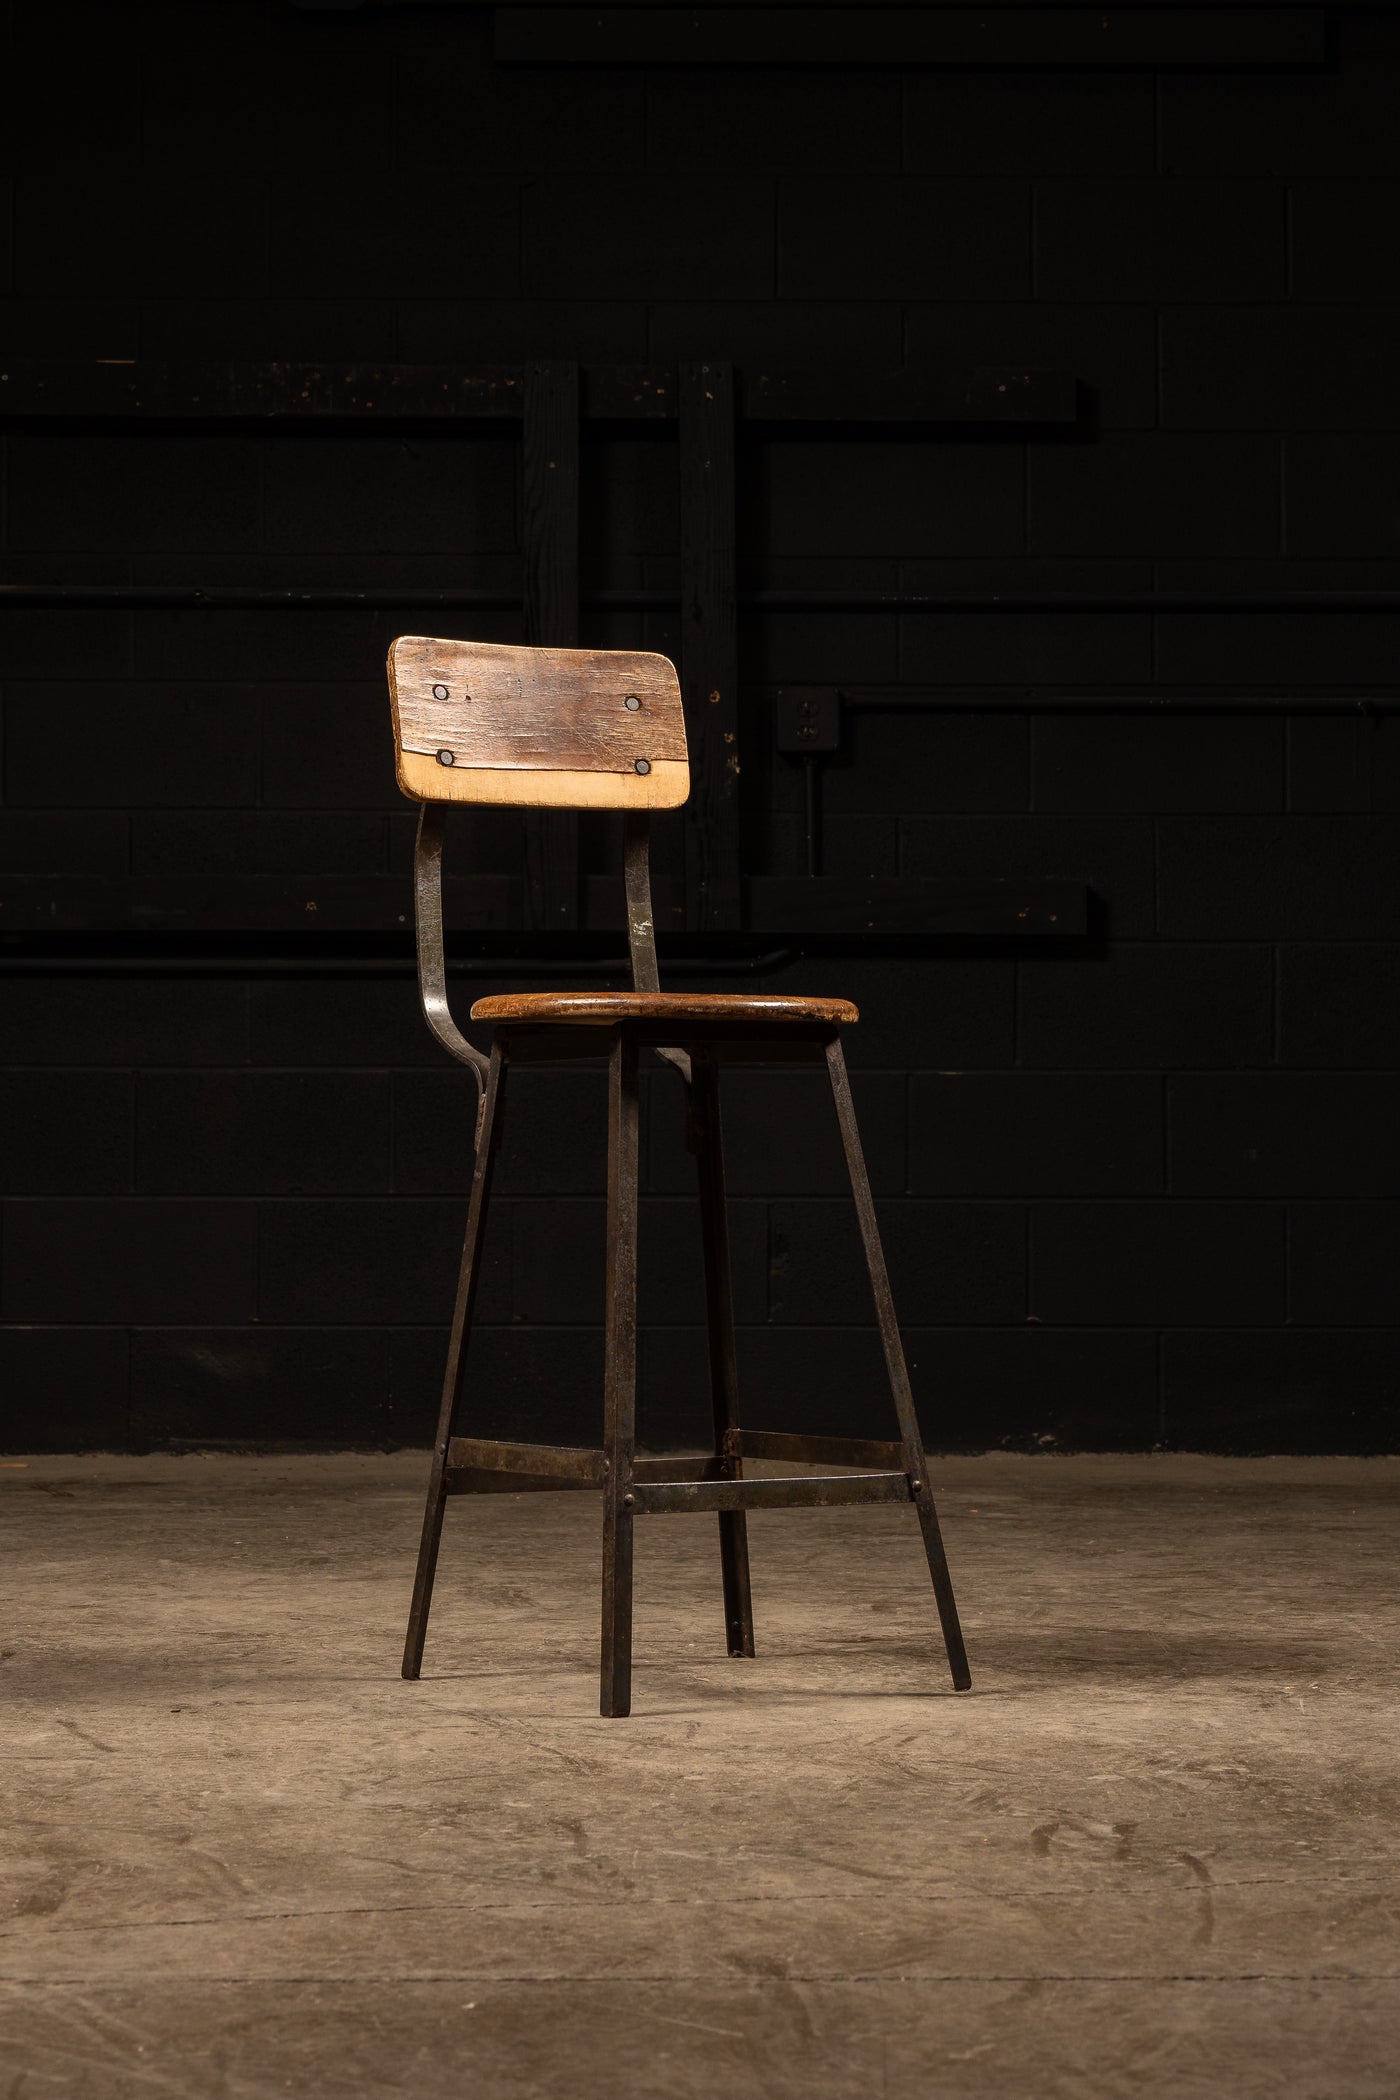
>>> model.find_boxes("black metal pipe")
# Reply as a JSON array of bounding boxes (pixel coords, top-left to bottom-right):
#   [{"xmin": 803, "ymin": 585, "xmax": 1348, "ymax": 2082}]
[
  {"xmin": 839, "ymin": 689, "xmax": 1400, "ymax": 713},
  {"xmin": 7, "ymin": 585, "xmax": 1400, "ymax": 615},
  {"xmin": 803, "ymin": 755, "xmax": 821, "ymax": 877},
  {"xmin": 0, "ymin": 946, "xmax": 797, "ymax": 978}
]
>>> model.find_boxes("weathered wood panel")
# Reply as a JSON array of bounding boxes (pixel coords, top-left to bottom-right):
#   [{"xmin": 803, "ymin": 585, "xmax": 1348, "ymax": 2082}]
[
  {"xmin": 388, "ymin": 637, "xmax": 689, "ymax": 808},
  {"xmin": 467, "ymin": 990, "xmax": 858, "ymax": 1024}
]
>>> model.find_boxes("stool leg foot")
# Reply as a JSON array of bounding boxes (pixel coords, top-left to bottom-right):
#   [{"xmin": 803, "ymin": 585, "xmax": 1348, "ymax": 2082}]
[
  {"xmin": 402, "ymin": 1043, "xmax": 508, "ymax": 1681},
  {"xmin": 601, "ymin": 1030, "xmax": 639, "ymax": 1718},
  {"xmin": 716, "ymin": 1512, "xmax": 755, "ymax": 1659},
  {"xmin": 689, "ymin": 1051, "xmax": 755, "ymax": 1658},
  {"xmin": 825, "ymin": 1037, "xmax": 971, "ymax": 1692}
]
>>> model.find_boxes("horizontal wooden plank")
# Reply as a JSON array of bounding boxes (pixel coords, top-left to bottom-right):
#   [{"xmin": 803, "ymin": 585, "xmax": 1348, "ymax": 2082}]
[
  {"xmin": 739, "ymin": 366, "xmax": 1075, "ymax": 426},
  {"xmin": 497, "ymin": 7, "xmax": 1323, "ymax": 67},
  {"xmin": 472, "ymin": 990, "xmax": 855, "ymax": 1025},
  {"xmin": 840, "ymin": 686, "xmax": 1400, "ymax": 712},
  {"xmin": 747, "ymin": 878, "xmax": 1088, "ymax": 938},
  {"xmin": 0, "ymin": 877, "xmax": 523, "ymax": 934},
  {"xmin": 0, "ymin": 362, "xmax": 1075, "ymax": 428},
  {"xmin": 446, "ymin": 1437, "xmax": 606, "ymax": 1485},
  {"xmin": 0, "ymin": 362, "xmax": 528, "ymax": 421},
  {"xmin": 731, "ymin": 1430, "xmax": 906, "ymax": 1472},
  {"xmin": 629, "ymin": 1472, "xmax": 913, "ymax": 1515},
  {"xmin": 2, "ymin": 875, "xmax": 1086, "ymax": 940}
]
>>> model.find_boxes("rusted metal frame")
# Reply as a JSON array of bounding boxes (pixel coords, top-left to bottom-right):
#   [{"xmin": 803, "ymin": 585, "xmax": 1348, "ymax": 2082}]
[
  {"xmin": 501, "ymin": 1021, "xmax": 835, "ymax": 1065},
  {"xmin": 522, "ymin": 359, "xmax": 581, "ymax": 931},
  {"xmin": 446, "ymin": 1436, "xmax": 607, "ymax": 1484},
  {"xmin": 824, "ymin": 1036, "xmax": 971, "ymax": 1692},
  {"xmin": 446, "ymin": 1452, "xmax": 724, "ymax": 1494},
  {"xmin": 623, "ymin": 811, "xmax": 691, "ymax": 1084},
  {"xmin": 449, "ymin": 1469, "xmax": 595, "ymax": 1495},
  {"xmin": 630, "ymin": 1472, "xmax": 913, "ymax": 1515},
  {"xmin": 635, "ymin": 1454, "xmax": 721, "ymax": 1484},
  {"xmin": 401, "ymin": 1037, "xmax": 509, "ymax": 1680},
  {"xmin": 601, "ymin": 1027, "xmax": 640, "ymax": 1718},
  {"xmin": 730, "ymin": 1429, "xmax": 906, "ymax": 1472},
  {"xmin": 622, "ymin": 813, "xmax": 662, "ymax": 993},
  {"xmin": 688, "ymin": 1046, "xmax": 756, "ymax": 1658},
  {"xmin": 414, "ymin": 803, "xmax": 490, "ymax": 1126}
]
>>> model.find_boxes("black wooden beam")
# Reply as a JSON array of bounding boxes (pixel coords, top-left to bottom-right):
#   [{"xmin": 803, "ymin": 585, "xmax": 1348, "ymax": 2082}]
[
  {"xmin": 738, "ymin": 365, "xmax": 1076, "ymax": 425},
  {"xmin": 496, "ymin": 7, "xmax": 1324, "ymax": 67},
  {"xmin": 0, "ymin": 362, "xmax": 528, "ymax": 420},
  {"xmin": 839, "ymin": 685, "xmax": 1400, "ymax": 711},
  {"xmin": 522, "ymin": 359, "xmax": 581, "ymax": 931},
  {"xmin": 0, "ymin": 877, "xmax": 524, "ymax": 934},
  {"xmin": 0, "ymin": 362, "xmax": 1076, "ymax": 427},
  {"xmin": 746, "ymin": 879, "xmax": 1088, "ymax": 938},
  {"xmin": 680, "ymin": 361, "xmax": 741, "ymax": 933}
]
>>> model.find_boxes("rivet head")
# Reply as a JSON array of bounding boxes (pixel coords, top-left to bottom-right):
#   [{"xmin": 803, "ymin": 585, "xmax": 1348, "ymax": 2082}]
[
  {"xmin": 624, "ymin": 694, "xmax": 642, "ymax": 711},
  {"xmin": 622, "ymin": 1492, "xmax": 635, "ymax": 1508},
  {"xmin": 436, "ymin": 748, "xmax": 455, "ymax": 766},
  {"xmin": 634, "ymin": 758, "xmax": 651, "ymax": 775},
  {"xmin": 432, "ymin": 683, "xmax": 449, "ymax": 700}
]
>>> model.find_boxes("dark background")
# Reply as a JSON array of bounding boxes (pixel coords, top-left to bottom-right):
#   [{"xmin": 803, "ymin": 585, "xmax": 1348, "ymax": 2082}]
[{"xmin": 2, "ymin": 0, "xmax": 1398, "ymax": 1456}]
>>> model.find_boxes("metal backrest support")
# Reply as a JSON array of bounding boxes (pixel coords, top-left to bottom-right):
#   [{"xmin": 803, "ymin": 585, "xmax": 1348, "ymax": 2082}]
[
  {"xmin": 387, "ymin": 637, "xmax": 690, "ymax": 808},
  {"xmin": 389, "ymin": 638, "xmax": 687, "ymax": 1089}
]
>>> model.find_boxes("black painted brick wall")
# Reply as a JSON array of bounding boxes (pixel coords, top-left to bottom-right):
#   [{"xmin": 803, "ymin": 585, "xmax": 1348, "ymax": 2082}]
[{"xmin": 2, "ymin": 3, "xmax": 1398, "ymax": 1454}]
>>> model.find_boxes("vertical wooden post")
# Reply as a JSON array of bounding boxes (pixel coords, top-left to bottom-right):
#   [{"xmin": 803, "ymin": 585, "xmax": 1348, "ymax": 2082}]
[
  {"xmin": 679, "ymin": 360, "xmax": 740, "ymax": 931},
  {"xmin": 523, "ymin": 359, "xmax": 580, "ymax": 929}
]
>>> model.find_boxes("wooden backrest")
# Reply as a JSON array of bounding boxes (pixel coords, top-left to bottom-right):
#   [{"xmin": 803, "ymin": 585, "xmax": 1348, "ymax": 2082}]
[{"xmin": 387, "ymin": 637, "xmax": 690, "ymax": 808}]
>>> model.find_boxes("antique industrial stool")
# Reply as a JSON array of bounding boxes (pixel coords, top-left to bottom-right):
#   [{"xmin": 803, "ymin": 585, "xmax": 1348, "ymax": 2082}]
[{"xmin": 390, "ymin": 636, "xmax": 970, "ymax": 1716}]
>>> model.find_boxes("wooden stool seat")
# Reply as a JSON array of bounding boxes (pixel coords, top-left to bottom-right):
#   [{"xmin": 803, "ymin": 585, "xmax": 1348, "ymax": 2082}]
[
  {"xmin": 390, "ymin": 636, "xmax": 970, "ymax": 1716},
  {"xmin": 470, "ymin": 990, "xmax": 859, "ymax": 1026}
]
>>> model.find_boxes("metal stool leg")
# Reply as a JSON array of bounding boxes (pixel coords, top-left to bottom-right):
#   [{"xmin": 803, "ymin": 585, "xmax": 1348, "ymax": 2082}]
[
  {"xmin": 601, "ymin": 1029, "xmax": 640, "ymax": 1717},
  {"xmin": 825, "ymin": 1036, "xmax": 971, "ymax": 1691},
  {"xmin": 689, "ymin": 1049, "xmax": 755, "ymax": 1658},
  {"xmin": 402, "ymin": 1040, "xmax": 509, "ymax": 1680}
]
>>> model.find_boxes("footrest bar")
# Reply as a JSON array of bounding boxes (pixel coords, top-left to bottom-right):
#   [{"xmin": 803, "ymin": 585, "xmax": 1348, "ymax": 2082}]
[
  {"xmin": 729, "ymin": 1429, "xmax": 906, "ymax": 1472},
  {"xmin": 630, "ymin": 1472, "xmax": 913, "ymax": 1515},
  {"xmin": 444, "ymin": 1443, "xmax": 729, "ymax": 1495},
  {"xmin": 445, "ymin": 1437, "xmax": 606, "ymax": 1491}
]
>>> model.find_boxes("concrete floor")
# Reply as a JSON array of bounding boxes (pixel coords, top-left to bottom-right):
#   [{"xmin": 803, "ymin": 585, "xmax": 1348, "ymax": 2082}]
[{"xmin": 2, "ymin": 1451, "xmax": 1398, "ymax": 2098}]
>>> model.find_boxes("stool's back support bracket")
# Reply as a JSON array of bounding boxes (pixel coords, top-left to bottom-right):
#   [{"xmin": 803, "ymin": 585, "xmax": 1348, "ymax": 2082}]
[
  {"xmin": 414, "ymin": 804, "xmax": 694, "ymax": 1107},
  {"xmin": 413, "ymin": 803, "xmax": 491, "ymax": 1112},
  {"xmin": 623, "ymin": 811, "xmax": 691, "ymax": 1084}
]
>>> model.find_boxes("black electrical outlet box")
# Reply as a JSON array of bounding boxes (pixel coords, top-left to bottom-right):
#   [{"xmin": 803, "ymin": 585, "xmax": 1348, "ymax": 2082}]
[{"xmin": 775, "ymin": 689, "xmax": 842, "ymax": 753}]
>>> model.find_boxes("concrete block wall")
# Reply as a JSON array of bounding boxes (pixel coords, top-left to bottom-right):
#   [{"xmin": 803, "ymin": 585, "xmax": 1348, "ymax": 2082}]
[{"xmin": 1, "ymin": 1, "xmax": 1397, "ymax": 1453}]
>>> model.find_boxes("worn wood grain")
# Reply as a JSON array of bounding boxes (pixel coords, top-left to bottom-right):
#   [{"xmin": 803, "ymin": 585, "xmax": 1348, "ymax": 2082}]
[
  {"xmin": 388, "ymin": 637, "xmax": 690, "ymax": 807},
  {"xmin": 469, "ymin": 991, "xmax": 859, "ymax": 1025}
]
